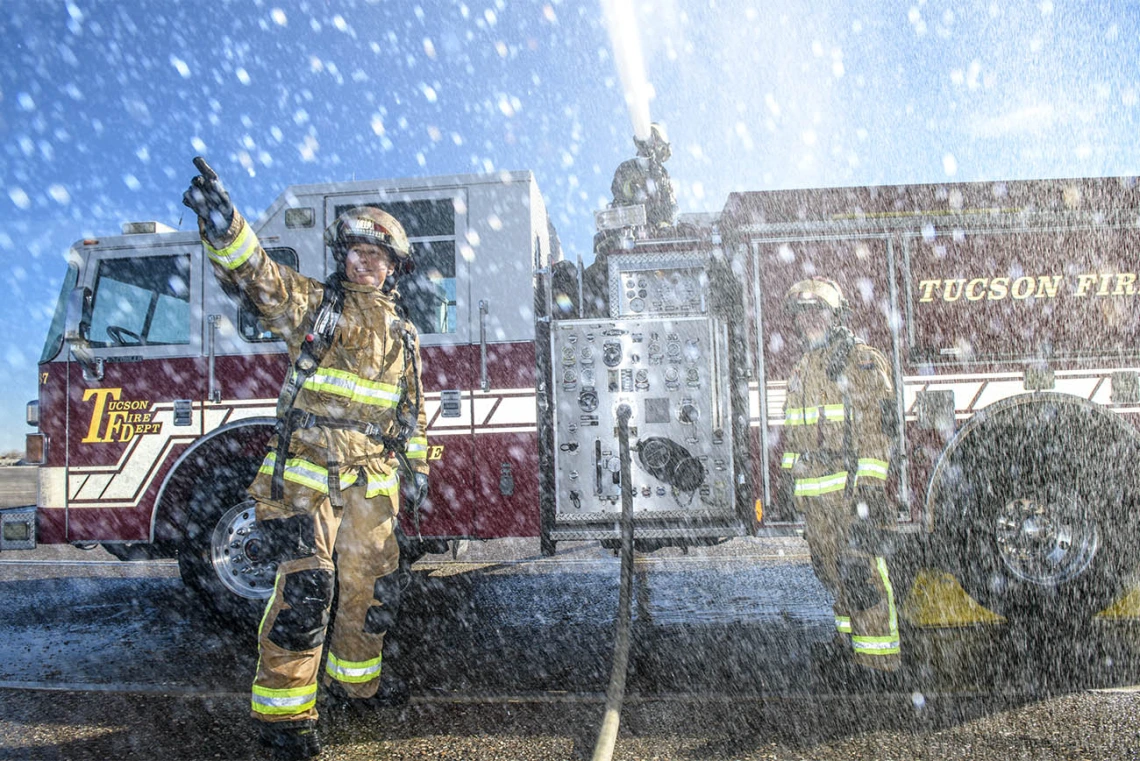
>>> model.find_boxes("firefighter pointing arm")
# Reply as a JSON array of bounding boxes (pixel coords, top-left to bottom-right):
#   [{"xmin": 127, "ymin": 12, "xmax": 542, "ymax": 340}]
[
  {"xmin": 779, "ymin": 277, "xmax": 901, "ymax": 685},
  {"xmin": 184, "ymin": 158, "xmax": 429, "ymax": 760}
]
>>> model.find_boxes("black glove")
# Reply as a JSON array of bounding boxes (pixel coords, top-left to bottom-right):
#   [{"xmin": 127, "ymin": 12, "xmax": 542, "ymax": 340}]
[
  {"xmin": 411, "ymin": 472, "xmax": 429, "ymax": 509},
  {"xmin": 182, "ymin": 156, "xmax": 233, "ymax": 240}
]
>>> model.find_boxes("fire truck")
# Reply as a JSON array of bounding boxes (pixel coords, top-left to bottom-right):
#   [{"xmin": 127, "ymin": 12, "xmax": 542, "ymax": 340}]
[{"xmin": 11, "ymin": 170, "xmax": 1140, "ymax": 630}]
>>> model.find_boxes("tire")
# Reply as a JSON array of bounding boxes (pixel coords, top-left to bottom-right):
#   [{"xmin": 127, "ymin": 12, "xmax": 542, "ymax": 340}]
[
  {"xmin": 178, "ymin": 470, "xmax": 275, "ymax": 629},
  {"xmin": 929, "ymin": 394, "xmax": 1140, "ymax": 630}
]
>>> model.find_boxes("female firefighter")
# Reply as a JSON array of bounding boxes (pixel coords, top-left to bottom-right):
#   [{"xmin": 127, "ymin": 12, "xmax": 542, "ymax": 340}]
[
  {"xmin": 184, "ymin": 158, "xmax": 430, "ymax": 760},
  {"xmin": 779, "ymin": 277, "xmax": 901, "ymax": 685}
]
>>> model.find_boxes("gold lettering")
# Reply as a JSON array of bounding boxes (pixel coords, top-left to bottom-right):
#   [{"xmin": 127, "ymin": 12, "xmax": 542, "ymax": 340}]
[
  {"xmin": 1036, "ymin": 275, "xmax": 1063, "ymax": 299},
  {"xmin": 428, "ymin": 445, "xmax": 445, "ymax": 461},
  {"xmin": 1098, "ymin": 273, "xmax": 1113, "ymax": 296},
  {"xmin": 81, "ymin": 388, "xmax": 122, "ymax": 443},
  {"xmin": 918, "ymin": 279, "xmax": 940, "ymax": 303},
  {"xmin": 988, "ymin": 277, "xmax": 1009, "ymax": 300},
  {"xmin": 942, "ymin": 279, "xmax": 966, "ymax": 302},
  {"xmin": 1113, "ymin": 273, "xmax": 1137, "ymax": 296},
  {"xmin": 1011, "ymin": 276, "xmax": 1035, "ymax": 299},
  {"xmin": 965, "ymin": 278, "xmax": 988, "ymax": 301},
  {"xmin": 1075, "ymin": 273, "xmax": 1098, "ymax": 297}
]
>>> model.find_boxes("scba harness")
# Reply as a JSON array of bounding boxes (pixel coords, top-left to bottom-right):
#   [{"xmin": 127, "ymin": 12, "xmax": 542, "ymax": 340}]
[{"xmin": 271, "ymin": 278, "xmax": 424, "ymax": 522}]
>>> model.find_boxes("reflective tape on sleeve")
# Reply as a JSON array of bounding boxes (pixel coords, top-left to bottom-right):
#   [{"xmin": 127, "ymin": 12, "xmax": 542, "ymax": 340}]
[
  {"xmin": 856, "ymin": 458, "xmax": 889, "ymax": 481},
  {"xmin": 780, "ymin": 452, "xmax": 799, "ymax": 470},
  {"xmin": 405, "ymin": 436, "xmax": 428, "ymax": 460},
  {"xmin": 206, "ymin": 223, "xmax": 258, "ymax": 270}
]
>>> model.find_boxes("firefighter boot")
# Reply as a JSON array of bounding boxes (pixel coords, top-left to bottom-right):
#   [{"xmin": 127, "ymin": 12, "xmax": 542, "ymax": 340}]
[
  {"xmin": 257, "ymin": 720, "xmax": 321, "ymax": 761},
  {"xmin": 323, "ymin": 673, "xmax": 410, "ymax": 712}
]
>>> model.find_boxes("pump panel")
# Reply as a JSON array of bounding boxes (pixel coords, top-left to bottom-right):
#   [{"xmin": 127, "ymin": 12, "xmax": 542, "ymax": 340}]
[{"xmin": 550, "ymin": 316, "xmax": 738, "ymax": 539}]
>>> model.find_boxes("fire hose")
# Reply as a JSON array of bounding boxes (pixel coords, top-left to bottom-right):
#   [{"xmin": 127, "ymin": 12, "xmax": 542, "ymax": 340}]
[{"xmin": 591, "ymin": 403, "xmax": 635, "ymax": 761}]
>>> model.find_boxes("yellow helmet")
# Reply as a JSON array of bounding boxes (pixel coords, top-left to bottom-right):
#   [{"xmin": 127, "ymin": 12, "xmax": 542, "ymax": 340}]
[
  {"xmin": 784, "ymin": 277, "xmax": 848, "ymax": 316},
  {"xmin": 324, "ymin": 206, "xmax": 413, "ymax": 274}
]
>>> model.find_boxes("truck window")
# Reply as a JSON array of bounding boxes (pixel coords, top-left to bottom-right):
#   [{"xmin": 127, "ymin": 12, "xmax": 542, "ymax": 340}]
[
  {"xmin": 89, "ymin": 255, "xmax": 191, "ymax": 347},
  {"xmin": 237, "ymin": 248, "xmax": 299, "ymax": 342},
  {"xmin": 40, "ymin": 262, "xmax": 78, "ymax": 362},
  {"xmin": 333, "ymin": 199, "xmax": 457, "ymax": 335}
]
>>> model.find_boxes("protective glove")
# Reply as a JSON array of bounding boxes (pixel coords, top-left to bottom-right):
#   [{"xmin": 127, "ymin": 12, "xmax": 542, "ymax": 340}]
[
  {"xmin": 182, "ymin": 156, "xmax": 234, "ymax": 241},
  {"xmin": 410, "ymin": 471, "xmax": 428, "ymax": 508}
]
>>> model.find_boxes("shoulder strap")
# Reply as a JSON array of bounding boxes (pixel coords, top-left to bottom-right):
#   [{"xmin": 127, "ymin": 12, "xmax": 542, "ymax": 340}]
[{"xmin": 270, "ymin": 278, "xmax": 345, "ymax": 501}]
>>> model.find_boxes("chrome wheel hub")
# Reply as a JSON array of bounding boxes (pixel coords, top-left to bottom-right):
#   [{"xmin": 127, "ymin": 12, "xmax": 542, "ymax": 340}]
[{"xmin": 209, "ymin": 500, "xmax": 276, "ymax": 600}]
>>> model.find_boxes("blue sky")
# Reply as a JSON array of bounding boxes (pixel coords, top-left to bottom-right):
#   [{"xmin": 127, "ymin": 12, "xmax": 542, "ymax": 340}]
[{"xmin": 3, "ymin": 0, "xmax": 1140, "ymax": 452}]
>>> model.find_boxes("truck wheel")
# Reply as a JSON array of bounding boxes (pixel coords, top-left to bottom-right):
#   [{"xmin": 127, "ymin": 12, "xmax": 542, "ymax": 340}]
[
  {"xmin": 178, "ymin": 476, "xmax": 275, "ymax": 628},
  {"xmin": 930, "ymin": 395, "xmax": 1140, "ymax": 630}
]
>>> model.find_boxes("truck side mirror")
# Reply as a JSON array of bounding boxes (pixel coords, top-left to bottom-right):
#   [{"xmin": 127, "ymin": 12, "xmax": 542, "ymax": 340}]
[{"xmin": 64, "ymin": 286, "xmax": 103, "ymax": 381}]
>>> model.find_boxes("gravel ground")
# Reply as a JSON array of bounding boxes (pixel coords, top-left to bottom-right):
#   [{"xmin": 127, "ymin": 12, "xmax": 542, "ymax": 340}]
[{"xmin": 3, "ymin": 686, "xmax": 1140, "ymax": 760}]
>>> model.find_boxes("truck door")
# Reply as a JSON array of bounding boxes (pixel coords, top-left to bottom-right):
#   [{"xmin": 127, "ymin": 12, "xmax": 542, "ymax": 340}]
[
  {"xmin": 63, "ymin": 234, "xmax": 205, "ymax": 542},
  {"xmin": 753, "ymin": 236, "xmax": 903, "ymax": 523},
  {"xmin": 324, "ymin": 190, "xmax": 477, "ymax": 537}
]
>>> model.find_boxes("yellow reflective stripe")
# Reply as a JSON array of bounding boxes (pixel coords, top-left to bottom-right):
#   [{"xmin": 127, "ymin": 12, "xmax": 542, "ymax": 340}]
[
  {"xmin": 259, "ymin": 453, "xmax": 359, "ymax": 495},
  {"xmin": 405, "ymin": 436, "xmax": 428, "ymax": 459},
  {"xmin": 205, "ymin": 223, "xmax": 258, "ymax": 270},
  {"xmin": 326, "ymin": 652, "xmax": 383, "ymax": 684},
  {"xmin": 793, "ymin": 471, "xmax": 848, "ymax": 497},
  {"xmin": 784, "ymin": 407, "xmax": 818, "ymax": 426},
  {"xmin": 303, "ymin": 367, "xmax": 401, "ymax": 408},
  {"xmin": 856, "ymin": 458, "xmax": 889, "ymax": 481},
  {"xmin": 780, "ymin": 452, "xmax": 799, "ymax": 469},
  {"xmin": 821, "ymin": 404, "xmax": 845, "ymax": 422},
  {"xmin": 852, "ymin": 556, "xmax": 900, "ymax": 656},
  {"xmin": 251, "ymin": 682, "xmax": 318, "ymax": 716},
  {"xmin": 784, "ymin": 405, "xmax": 845, "ymax": 425},
  {"xmin": 835, "ymin": 616, "xmax": 851, "ymax": 633},
  {"xmin": 364, "ymin": 471, "xmax": 400, "ymax": 499},
  {"xmin": 851, "ymin": 635, "xmax": 900, "ymax": 654}
]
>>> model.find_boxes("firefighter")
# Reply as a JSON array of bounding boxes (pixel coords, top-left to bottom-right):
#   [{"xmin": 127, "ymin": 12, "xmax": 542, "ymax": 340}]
[
  {"xmin": 609, "ymin": 122, "xmax": 677, "ymax": 228},
  {"xmin": 779, "ymin": 277, "xmax": 901, "ymax": 684},
  {"xmin": 183, "ymin": 158, "xmax": 430, "ymax": 760}
]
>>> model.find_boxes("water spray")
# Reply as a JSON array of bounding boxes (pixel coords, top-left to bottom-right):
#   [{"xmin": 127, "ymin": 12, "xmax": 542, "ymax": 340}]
[{"xmin": 600, "ymin": 0, "xmax": 652, "ymax": 141}]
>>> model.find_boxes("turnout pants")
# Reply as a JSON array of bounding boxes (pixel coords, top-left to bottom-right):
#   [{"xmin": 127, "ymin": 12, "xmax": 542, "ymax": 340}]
[
  {"xmin": 803, "ymin": 492, "xmax": 900, "ymax": 672},
  {"xmin": 250, "ymin": 481, "xmax": 401, "ymax": 723}
]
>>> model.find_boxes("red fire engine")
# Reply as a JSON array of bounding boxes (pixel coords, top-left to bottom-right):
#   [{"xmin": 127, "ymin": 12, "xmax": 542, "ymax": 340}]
[{"xmin": 12, "ymin": 171, "xmax": 1140, "ymax": 630}]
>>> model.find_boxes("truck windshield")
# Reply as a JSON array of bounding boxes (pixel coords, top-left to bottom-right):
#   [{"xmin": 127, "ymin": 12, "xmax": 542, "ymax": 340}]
[
  {"xmin": 39, "ymin": 262, "xmax": 78, "ymax": 363},
  {"xmin": 89, "ymin": 255, "xmax": 191, "ymax": 347}
]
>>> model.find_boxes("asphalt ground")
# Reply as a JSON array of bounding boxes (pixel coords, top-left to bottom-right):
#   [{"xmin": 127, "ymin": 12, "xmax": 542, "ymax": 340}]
[{"xmin": 2, "ymin": 537, "xmax": 1140, "ymax": 759}]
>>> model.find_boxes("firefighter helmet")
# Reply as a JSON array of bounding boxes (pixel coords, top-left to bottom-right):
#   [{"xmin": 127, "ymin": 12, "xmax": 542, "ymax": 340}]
[
  {"xmin": 634, "ymin": 122, "xmax": 672, "ymax": 162},
  {"xmin": 784, "ymin": 277, "xmax": 849, "ymax": 319},
  {"xmin": 325, "ymin": 206, "xmax": 413, "ymax": 274}
]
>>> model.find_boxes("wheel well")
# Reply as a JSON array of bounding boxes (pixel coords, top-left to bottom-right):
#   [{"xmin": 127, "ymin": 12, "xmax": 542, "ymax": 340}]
[
  {"xmin": 151, "ymin": 419, "xmax": 274, "ymax": 550},
  {"xmin": 925, "ymin": 392, "xmax": 1140, "ymax": 534}
]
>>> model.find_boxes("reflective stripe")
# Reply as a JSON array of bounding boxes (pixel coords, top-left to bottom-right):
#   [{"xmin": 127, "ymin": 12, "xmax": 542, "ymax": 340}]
[
  {"xmin": 852, "ymin": 556, "xmax": 900, "ymax": 657},
  {"xmin": 251, "ymin": 682, "xmax": 318, "ymax": 716},
  {"xmin": 303, "ymin": 367, "xmax": 401, "ymax": 408},
  {"xmin": 835, "ymin": 616, "xmax": 851, "ymax": 633},
  {"xmin": 364, "ymin": 471, "xmax": 399, "ymax": 499},
  {"xmin": 405, "ymin": 436, "xmax": 428, "ymax": 460},
  {"xmin": 793, "ymin": 471, "xmax": 848, "ymax": 497},
  {"xmin": 326, "ymin": 652, "xmax": 383, "ymax": 684},
  {"xmin": 784, "ymin": 404, "xmax": 844, "ymax": 426},
  {"xmin": 259, "ymin": 453, "xmax": 359, "ymax": 494},
  {"xmin": 856, "ymin": 458, "xmax": 889, "ymax": 481},
  {"xmin": 206, "ymin": 223, "xmax": 258, "ymax": 270},
  {"xmin": 259, "ymin": 453, "xmax": 399, "ymax": 499},
  {"xmin": 780, "ymin": 452, "xmax": 799, "ymax": 470}
]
